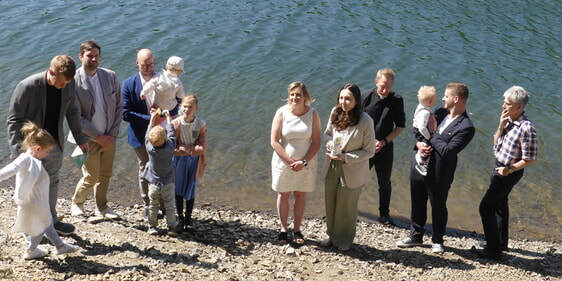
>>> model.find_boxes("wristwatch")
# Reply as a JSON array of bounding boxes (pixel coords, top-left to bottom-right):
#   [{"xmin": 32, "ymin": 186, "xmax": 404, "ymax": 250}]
[{"xmin": 302, "ymin": 160, "xmax": 308, "ymax": 167}]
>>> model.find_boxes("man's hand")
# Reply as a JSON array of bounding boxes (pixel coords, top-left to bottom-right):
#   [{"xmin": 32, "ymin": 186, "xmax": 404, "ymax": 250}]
[
  {"xmin": 416, "ymin": 141, "xmax": 432, "ymax": 157},
  {"xmin": 95, "ymin": 135, "xmax": 116, "ymax": 147},
  {"xmin": 79, "ymin": 142, "xmax": 90, "ymax": 154}
]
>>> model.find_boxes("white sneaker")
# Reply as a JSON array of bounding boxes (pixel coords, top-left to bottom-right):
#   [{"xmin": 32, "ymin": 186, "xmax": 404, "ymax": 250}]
[
  {"xmin": 103, "ymin": 207, "xmax": 120, "ymax": 219},
  {"xmin": 70, "ymin": 203, "xmax": 86, "ymax": 217},
  {"xmin": 95, "ymin": 207, "xmax": 120, "ymax": 219},
  {"xmin": 23, "ymin": 246, "xmax": 49, "ymax": 260},
  {"xmin": 55, "ymin": 243, "xmax": 79, "ymax": 255},
  {"xmin": 432, "ymin": 243, "xmax": 445, "ymax": 253},
  {"xmin": 147, "ymin": 227, "xmax": 159, "ymax": 235},
  {"xmin": 396, "ymin": 237, "xmax": 423, "ymax": 248}
]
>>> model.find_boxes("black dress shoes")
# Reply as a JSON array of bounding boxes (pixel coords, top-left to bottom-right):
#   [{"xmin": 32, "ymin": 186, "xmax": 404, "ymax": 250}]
[
  {"xmin": 470, "ymin": 246, "xmax": 502, "ymax": 260},
  {"xmin": 378, "ymin": 215, "xmax": 396, "ymax": 226}
]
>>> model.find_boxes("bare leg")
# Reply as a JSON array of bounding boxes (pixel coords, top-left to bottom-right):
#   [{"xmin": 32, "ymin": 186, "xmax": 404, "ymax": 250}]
[
  {"xmin": 292, "ymin": 191, "xmax": 306, "ymax": 232},
  {"xmin": 277, "ymin": 192, "xmax": 291, "ymax": 232}
]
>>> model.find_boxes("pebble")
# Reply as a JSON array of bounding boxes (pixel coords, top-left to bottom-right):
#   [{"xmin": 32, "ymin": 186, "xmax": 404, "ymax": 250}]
[{"xmin": 0, "ymin": 187, "xmax": 559, "ymax": 280}]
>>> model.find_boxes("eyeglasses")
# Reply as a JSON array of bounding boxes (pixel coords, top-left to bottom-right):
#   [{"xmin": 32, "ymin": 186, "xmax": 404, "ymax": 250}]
[{"xmin": 139, "ymin": 63, "xmax": 154, "ymax": 68}]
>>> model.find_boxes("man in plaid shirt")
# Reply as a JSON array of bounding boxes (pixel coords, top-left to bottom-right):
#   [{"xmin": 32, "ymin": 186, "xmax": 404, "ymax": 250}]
[{"xmin": 474, "ymin": 86, "xmax": 538, "ymax": 260}]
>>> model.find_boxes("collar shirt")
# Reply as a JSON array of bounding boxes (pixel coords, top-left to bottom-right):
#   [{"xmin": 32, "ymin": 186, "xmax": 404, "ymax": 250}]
[{"xmin": 494, "ymin": 113, "xmax": 538, "ymax": 166}]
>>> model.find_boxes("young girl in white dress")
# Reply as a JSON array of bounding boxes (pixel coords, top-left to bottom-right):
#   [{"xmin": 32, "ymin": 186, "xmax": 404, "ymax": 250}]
[{"xmin": 0, "ymin": 121, "xmax": 78, "ymax": 260}]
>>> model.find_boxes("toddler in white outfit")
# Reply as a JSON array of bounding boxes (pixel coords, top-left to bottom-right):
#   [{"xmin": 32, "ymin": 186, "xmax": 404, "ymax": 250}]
[
  {"xmin": 413, "ymin": 85, "xmax": 437, "ymax": 176},
  {"xmin": 141, "ymin": 55, "xmax": 185, "ymax": 114}
]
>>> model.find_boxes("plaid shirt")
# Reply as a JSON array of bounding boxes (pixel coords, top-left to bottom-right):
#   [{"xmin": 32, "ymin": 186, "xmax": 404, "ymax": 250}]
[{"xmin": 494, "ymin": 113, "xmax": 538, "ymax": 166}]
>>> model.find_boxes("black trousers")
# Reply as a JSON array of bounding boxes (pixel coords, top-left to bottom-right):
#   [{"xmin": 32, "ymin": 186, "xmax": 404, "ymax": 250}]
[
  {"xmin": 479, "ymin": 164, "xmax": 523, "ymax": 252},
  {"xmin": 408, "ymin": 158, "xmax": 451, "ymax": 244},
  {"xmin": 369, "ymin": 142, "xmax": 393, "ymax": 217}
]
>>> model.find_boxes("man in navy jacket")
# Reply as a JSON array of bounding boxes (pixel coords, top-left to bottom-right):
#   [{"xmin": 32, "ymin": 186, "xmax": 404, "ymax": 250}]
[
  {"xmin": 397, "ymin": 82, "xmax": 475, "ymax": 254},
  {"xmin": 122, "ymin": 49, "xmax": 156, "ymax": 210}
]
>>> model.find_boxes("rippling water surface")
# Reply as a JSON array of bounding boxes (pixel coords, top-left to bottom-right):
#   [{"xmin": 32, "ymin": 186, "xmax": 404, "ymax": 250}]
[{"xmin": 0, "ymin": 0, "xmax": 560, "ymax": 242}]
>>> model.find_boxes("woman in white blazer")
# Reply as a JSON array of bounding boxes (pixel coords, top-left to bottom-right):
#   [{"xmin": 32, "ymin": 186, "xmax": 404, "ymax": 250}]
[{"xmin": 322, "ymin": 83, "xmax": 376, "ymax": 251}]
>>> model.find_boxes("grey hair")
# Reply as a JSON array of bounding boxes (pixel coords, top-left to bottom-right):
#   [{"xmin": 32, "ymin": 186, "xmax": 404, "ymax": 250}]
[{"xmin": 504, "ymin": 86, "xmax": 529, "ymax": 106}]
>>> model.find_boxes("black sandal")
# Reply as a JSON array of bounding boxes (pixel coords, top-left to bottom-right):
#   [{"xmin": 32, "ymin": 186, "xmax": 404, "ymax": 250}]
[
  {"xmin": 293, "ymin": 231, "xmax": 305, "ymax": 245},
  {"xmin": 278, "ymin": 232, "xmax": 289, "ymax": 245}
]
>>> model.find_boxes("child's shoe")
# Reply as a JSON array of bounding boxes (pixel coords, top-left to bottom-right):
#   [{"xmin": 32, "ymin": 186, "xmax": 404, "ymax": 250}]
[
  {"xmin": 415, "ymin": 163, "xmax": 428, "ymax": 176},
  {"xmin": 184, "ymin": 217, "xmax": 195, "ymax": 232},
  {"xmin": 23, "ymin": 246, "xmax": 49, "ymax": 260},
  {"xmin": 55, "ymin": 243, "xmax": 79, "ymax": 255}
]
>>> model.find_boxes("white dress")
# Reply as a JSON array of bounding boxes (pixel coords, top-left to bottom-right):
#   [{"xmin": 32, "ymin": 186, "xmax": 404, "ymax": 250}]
[
  {"xmin": 0, "ymin": 153, "xmax": 51, "ymax": 236},
  {"xmin": 271, "ymin": 106, "xmax": 317, "ymax": 192}
]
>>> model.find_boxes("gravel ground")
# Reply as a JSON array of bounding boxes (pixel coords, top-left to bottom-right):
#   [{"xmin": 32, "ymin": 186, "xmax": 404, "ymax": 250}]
[{"xmin": 0, "ymin": 188, "xmax": 560, "ymax": 281}]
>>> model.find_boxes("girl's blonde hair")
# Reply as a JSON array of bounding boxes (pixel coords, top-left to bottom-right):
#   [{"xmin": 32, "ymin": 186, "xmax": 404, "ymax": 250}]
[
  {"xmin": 181, "ymin": 94, "xmax": 199, "ymax": 106},
  {"xmin": 20, "ymin": 121, "xmax": 55, "ymax": 151}
]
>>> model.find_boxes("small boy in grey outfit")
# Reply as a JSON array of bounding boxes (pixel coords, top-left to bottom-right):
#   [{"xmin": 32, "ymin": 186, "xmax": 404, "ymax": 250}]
[{"xmin": 142, "ymin": 109, "xmax": 179, "ymax": 236}]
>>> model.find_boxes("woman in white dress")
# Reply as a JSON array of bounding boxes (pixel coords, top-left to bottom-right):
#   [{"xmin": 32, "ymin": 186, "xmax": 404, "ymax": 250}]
[{"xmin": 270, "ymin": 82, "xmax": 321, "ymax": 245}]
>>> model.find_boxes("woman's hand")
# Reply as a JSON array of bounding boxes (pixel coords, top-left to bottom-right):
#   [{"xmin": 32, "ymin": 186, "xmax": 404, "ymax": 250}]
[
  {"xmin": 326, "ymin": 141, "xmax": 333, "ymax": 153},
  {"xmin": 325, "ymin": 152, "xmax": 344, "ymax": 161},
  {"xmin": 175, "ymin": 145, "xmax": 193, "ymax": 155},
  {"xmin": 289, "ymin": 159, "xmax": 305, "ymax": 171}
]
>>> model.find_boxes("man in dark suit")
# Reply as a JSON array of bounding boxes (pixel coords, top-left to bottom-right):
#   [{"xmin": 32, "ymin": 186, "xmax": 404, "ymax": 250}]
[
  {"xmin": 7, "ymin": 55, "xmax": 90, "ymax": 236},
  {"xmin": 396, "ymin": 82, "xmax": 475, "ymax": 254}
]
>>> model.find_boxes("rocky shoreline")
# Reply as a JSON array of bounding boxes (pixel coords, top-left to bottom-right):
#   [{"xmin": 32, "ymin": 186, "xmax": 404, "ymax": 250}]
[{"xmin": 0, "ymin": 187, "xmax": 560, "ymax": 281}]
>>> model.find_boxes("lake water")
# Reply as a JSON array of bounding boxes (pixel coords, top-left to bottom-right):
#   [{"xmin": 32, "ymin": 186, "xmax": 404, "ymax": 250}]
[{"xmin": 0, "ymin": 0, "xmax": 560, "ymax": 242}]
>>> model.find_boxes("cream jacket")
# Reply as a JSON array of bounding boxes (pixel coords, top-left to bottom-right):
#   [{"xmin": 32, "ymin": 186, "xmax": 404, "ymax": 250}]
[{"xmin": 323, "ymin": 111, "xmax": 376, "ymax": 189}]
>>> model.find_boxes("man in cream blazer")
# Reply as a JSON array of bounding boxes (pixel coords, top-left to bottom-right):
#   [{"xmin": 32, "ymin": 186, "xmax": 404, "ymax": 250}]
[{"xmin": 70, "ymin": 40, "xmax": 123, "ymax": 221}]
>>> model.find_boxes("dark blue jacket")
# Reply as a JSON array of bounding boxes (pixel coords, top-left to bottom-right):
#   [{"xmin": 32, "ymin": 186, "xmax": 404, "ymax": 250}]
[
  {"xmin": 122, "ymin": 73, "xmax": 150, "ymax": 149},
  {"xmin": 426, "ymin": 108, "xmax": 475, "ymax": 186}
]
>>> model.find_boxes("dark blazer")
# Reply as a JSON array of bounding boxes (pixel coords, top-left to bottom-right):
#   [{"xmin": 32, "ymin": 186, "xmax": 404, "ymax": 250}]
[
  {"xmin": 122, "ymin": 73, "xmax": 150, "ymax": 149},
  {"xmin": 7, "ymin": 71, "xmax": 87, "ymax": 158},
  {"xmin": 426, "ymin": 107, "xmax": 475, "ymax": 186}
]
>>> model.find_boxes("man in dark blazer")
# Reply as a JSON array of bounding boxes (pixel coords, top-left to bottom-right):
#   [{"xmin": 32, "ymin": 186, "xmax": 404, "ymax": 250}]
[
  {"xmin": 7, "ymin": 55, "xmax": 90, "ymax": 236},
  {"xmin": 396, "ymin": 82, "xmax": 475, "ymax": 254}
]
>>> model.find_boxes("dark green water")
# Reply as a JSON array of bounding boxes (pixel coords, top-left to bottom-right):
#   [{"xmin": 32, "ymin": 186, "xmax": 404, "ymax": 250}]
[{"xmin": 0, "ymin": 0, "xmax": 560, "ymax": 242}]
